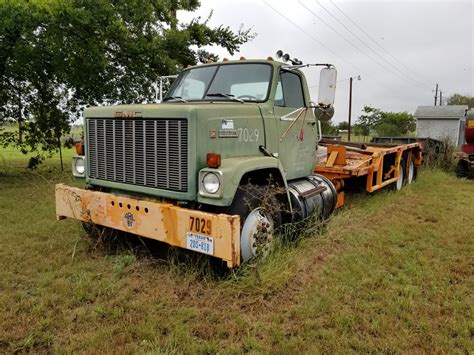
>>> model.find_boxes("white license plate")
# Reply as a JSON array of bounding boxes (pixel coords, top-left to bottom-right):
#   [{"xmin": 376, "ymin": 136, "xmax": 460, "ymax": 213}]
[{"xmin": 186, "ymin": 232, "xmax": 214, "ymax": 255}]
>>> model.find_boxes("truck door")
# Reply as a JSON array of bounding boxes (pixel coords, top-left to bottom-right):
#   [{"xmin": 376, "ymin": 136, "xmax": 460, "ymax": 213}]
[{"xmin": 273, "ymin": 69, "xmax": 318, "ymax": 180}]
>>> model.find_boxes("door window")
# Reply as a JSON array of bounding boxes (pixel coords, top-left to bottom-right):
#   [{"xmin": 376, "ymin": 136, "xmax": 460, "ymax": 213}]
[{"xmin": 275, "ymin": 71, "xmax": 305, "ymax": 108}]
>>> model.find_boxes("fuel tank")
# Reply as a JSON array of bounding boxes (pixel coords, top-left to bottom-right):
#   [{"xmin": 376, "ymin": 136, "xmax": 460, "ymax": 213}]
[{"xmin": 288, "ymin": 174, "xmax": 338, "ymax": 222}]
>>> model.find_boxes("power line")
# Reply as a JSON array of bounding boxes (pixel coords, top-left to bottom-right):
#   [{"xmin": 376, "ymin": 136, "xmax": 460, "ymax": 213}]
[
  {"xmin": 314, "ymin": 0, "xmax": 431, "ymax": 91},
  {"xmin": 299, "ymin": 1, "xmax": 428, "ymax": 91},
  {"xmin": 261, "ymin": 0, "xmax": 402, "ymax": 94},
  {"xmin": 329, "ymin": 0, "xmax": 434, "ymax": 87},
  {"xmin": 261, "ymin": 0, "xmax": 364, "ymax": 74}
]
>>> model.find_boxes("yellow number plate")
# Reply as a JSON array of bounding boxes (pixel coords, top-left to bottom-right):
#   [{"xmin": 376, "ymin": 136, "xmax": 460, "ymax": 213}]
[
  {"xmin": 468, "ymin": 120, "xmax": 474, "ymax": 128},
  {"xmin": 188, "ymin": 216, "xmax": 212, "ymax": 236}
]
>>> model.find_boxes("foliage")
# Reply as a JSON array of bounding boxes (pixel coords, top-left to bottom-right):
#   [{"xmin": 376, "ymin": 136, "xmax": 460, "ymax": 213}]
[
  {"xmin": 447, "ymin": 93, "xmax": 474, "ymax": 109},
  {"xmin": 352, "ymin": 123, "xmax": 370, "ymax": 137},
  {"xmin": 336, "ymin": 121, "xmax": 349, "ymax": 130},
  {"xmin": 320, "ymin": 120, "xmax": 337, "ymax": 135},
  {"xmin": 0, "ymin": 0, "xmax": 254, "ymax": 162},
  {"xmin": 423, "ymin": 136, "xmax": 457, "ymax": 172},
  {"xmin": 1, "ymin": 148, "xmax": 473, "ymax": 352},
  {"xmin": 357, "ymin": 105, "xmax": 416, "ymax": 137}
]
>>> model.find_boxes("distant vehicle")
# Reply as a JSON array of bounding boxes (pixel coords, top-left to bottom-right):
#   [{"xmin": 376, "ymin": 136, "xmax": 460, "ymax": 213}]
[{"xmin": 455, "ymin": 109, "xmax": 474, "ymax": 177}]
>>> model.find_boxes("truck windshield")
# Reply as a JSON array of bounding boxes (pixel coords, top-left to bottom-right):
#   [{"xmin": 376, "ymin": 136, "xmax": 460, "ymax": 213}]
[{"xmin": 164, "ymin": 63, "xmax": 272, "ymax": 102}]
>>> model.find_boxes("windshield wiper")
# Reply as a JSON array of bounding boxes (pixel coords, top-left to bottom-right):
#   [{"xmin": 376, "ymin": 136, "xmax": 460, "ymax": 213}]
[
  {"xmin": 162, "ymin": 96, "xmax": 188, "ymax": 103},
  {"xmin": 205, "ymin": 93, "xmax": 244, "ymax": 103}
]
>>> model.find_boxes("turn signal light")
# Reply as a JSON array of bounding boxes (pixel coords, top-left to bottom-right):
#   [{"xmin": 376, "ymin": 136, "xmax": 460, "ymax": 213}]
[
  {"xmin": 207, "ymin": 153, "xmax": 221, "ymax": 168},
  {"xmin": 75, "ymin": 142, "xmax": 84, "ymax": 156}
]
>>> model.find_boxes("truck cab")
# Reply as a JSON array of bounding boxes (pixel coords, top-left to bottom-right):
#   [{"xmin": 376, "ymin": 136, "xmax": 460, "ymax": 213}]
[{"xmin": 60, "ymin": 58, "xmax": 338, "ymax": 267}]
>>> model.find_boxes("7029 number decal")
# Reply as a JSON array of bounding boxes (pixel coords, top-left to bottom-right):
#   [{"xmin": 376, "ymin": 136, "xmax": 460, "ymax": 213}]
[{"xmin": 189, "ymin": 216, "xmax": 212, "ymax": 236}]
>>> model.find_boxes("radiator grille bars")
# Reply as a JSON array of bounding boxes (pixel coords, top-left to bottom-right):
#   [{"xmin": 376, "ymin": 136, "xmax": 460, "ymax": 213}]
[{"xmin": 87, "ymin": 118, "xmax": 188, "ymax": 192}]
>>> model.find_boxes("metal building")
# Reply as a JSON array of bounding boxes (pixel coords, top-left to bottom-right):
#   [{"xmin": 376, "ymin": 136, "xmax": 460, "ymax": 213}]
[{"xmin": 414, "ymin": 105, "xmax": 468, "ymax": 146}]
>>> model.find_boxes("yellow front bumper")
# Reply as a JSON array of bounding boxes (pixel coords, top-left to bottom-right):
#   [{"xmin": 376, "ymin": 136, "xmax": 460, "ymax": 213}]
[{"xmin": 55, "ymin": 184, "xmax": 241, "ymax": 268}]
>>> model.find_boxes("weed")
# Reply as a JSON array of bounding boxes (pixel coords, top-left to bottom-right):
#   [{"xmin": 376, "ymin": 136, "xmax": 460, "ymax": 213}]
[
  {"xmin": 1, "ymin": 146, "xmax": 473, "ymax": 353},
  {"xmin": 109, "ymin": 253, "xmax": 137, "ymax": 275}
]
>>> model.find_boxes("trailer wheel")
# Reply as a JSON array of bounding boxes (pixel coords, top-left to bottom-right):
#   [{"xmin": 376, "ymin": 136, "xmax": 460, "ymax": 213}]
[
  {"xmin": 395, "ymin": 160, "xmax": 405, "ymax": 191},
  {"xmin": 406, "ymin": 159, "xmax": 417, "ymax": 184},
  {"xmin": 224, "ymin": 184, "xmax": 282, "ymax": 262},
  {"xmin": 456, "ymin": 159, "xmax": 469, "ymax": 178}
]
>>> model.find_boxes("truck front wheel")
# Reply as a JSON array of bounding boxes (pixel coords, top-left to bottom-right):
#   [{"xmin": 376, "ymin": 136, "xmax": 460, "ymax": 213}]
[{"xmin": 224, "ymin": 184, "xmax": 282, "ymax": 262}]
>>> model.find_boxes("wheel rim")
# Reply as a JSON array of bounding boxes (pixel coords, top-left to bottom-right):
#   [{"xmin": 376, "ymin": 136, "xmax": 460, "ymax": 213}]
[
  {"xmin": 240, "ymin": 207, "xmax": 274, "ymax": 261},
  {"xmin": 396, "ymin": 164, "xmax": 404, "ymax": 190},
  {"xmin": 407, "ymin": 161, "xmax": 414, "ymax": 184}
]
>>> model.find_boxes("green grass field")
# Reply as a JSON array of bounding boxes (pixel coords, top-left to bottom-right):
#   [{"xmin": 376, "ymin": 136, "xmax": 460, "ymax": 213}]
[{"xmin": 0, "ymin": 147, "xmax": 473, "ymax": 353}]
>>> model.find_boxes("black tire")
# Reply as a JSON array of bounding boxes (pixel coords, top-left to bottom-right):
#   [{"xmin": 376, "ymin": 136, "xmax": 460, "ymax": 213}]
[
  {"xmin": 223, "ymin": 184, "xmax": 282, "ymax": 262},
  {"xmin": 456, "ymin": 159, "xmax": 469, "ymax": 178}
]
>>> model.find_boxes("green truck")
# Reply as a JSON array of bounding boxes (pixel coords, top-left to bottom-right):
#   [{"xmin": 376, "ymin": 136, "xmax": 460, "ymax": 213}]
[{"xmin": 56, "ymin": 56, "xmax": 342, "ymax": 267}]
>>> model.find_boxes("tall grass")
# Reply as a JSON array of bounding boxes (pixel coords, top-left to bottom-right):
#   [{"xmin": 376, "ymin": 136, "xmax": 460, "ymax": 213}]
[
  {"xmin": 1, "ymin": 146, "xmax": 473, "ymax": 353},
  {"xmin": 422, "ymin": 136, "xmax": 457, "ymax": 172}
]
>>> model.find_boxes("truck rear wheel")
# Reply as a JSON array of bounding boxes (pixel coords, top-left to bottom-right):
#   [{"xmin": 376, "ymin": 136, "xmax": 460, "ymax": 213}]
[
  {"xmin": 456, "ymin": 159, "xmax": 469, "ymax": 178},
  {"xmin": 224, "ymin": 184, "xmax": 282, "ymax": 262}
]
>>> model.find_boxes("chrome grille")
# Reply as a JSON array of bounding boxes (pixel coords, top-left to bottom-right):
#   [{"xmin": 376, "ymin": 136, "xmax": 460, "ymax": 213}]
[{"xmin": 87, "ymin": 118, "xmax": 188, "ymax": 192}]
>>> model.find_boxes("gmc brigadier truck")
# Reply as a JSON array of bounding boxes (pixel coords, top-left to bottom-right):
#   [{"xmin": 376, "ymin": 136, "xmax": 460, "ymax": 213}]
[{"xmin": 56, "ymin": 53, "xmax": 421, "ymax": 268}]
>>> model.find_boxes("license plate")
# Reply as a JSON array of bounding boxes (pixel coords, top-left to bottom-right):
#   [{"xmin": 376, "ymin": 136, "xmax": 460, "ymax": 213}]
[{"xmin": 186, "ymin": 232, "xmax": 214, "ymax": 255}]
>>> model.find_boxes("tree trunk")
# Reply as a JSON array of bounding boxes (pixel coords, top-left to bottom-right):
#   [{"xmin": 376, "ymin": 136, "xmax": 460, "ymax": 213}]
[{"xmin": 18, "ymin": 87, "xmax": 23, "ymax": 143}]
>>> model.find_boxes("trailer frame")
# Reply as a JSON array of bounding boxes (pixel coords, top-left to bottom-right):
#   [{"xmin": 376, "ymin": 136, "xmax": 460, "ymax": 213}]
[{"xmin": 315, "ymin": 140, "xmax": 423, "ymax": 207}]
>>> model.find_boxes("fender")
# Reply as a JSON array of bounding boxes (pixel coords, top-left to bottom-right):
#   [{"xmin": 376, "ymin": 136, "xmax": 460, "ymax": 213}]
[{"xmin": 197, "ymin": 156, "xmax": 289, "ymax": 207}]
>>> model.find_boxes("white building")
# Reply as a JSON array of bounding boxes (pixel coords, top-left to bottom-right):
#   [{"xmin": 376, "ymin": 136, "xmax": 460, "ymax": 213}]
[{"xmin": 414, "ymin": 105, "xmax": 468, "ymax": 146}]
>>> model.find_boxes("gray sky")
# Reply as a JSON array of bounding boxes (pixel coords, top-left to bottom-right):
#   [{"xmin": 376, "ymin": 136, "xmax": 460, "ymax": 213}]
[{"xmin": 179, "ymin": 0, "xmax": 473, "ymax": 123}]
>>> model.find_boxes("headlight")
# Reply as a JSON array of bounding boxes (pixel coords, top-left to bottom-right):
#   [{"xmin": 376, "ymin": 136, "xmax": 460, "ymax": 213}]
[
  {"xmin": 202, "ymin": 172, "xmax": 220, "ymax": 194},
  {"xmin": 72, "ymin": 156, "xmax": 86, "ymax": 177}
]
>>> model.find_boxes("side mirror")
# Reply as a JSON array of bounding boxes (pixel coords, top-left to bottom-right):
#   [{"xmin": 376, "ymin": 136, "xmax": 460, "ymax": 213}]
[
  {"xmin": 315, "ymin": 67, "xmax": 337, "ymax": 121},
  {"xmin": 318, "ymin": 67, "xmax": 337, "ymax": 107}
]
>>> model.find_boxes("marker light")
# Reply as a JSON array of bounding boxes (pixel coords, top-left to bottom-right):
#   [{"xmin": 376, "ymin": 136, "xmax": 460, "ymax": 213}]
[
  {"xmin": 75, "ymin": 142, "xmax": 84, "ymax": 155},
  {"xmin": 207, "ymin": 153, "xmax": 221, "ymax": 168}
]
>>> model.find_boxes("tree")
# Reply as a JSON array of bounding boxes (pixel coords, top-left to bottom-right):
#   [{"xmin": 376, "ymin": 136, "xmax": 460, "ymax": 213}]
[
  {"xmin": 320, "ymin": 120, "xmax": 337, "ymax": 135},
  {"xmin": 356, "ymin": 105, "xmax": 415, "ymax": 137},
  {"xmin": 337, "ymin": 121, "xmax": 349, "ymax": 130},
  {"xmin": 352, "ymin": 123, "xmax": 370, "ymax": 137},
  {"xmin": 0, "ymin": 0, "xmax": 254, "ymax": 164},
  {"xmin": 447, "ymin": 93, "xmax": 474, "ymax": 109}
]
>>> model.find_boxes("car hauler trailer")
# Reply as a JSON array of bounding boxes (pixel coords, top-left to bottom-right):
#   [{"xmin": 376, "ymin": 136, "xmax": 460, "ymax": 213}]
[
  {"xmin": 56, "ymin": 53, "xmax": 422, "ymax": 268},
  {"xmin": 315, "ymin": 139, "xmax": 422, "ymax": 207}
]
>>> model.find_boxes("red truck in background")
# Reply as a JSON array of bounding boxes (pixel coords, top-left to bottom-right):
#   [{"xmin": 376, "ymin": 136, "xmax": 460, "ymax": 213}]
[{"xmin": 456, "ymin": 109, "xmax": 474, "ymax": 177}]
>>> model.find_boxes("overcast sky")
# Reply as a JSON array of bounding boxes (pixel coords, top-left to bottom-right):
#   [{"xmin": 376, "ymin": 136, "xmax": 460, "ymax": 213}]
[{"xmin": 179, "ymin": 0, "xmax": 473, "ymax": 123}]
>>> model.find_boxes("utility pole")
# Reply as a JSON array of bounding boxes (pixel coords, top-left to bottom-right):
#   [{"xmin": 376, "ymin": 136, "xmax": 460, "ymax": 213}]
[
  {"xmin": 439, "ymin": 91, "xmax": 443, "ymax": 106},
  {"xmin": 434, "ymin": 83, "xmax": 438, "ymax": 106},
  {"xmin": 348, "ymin": 76, "xmax": 353, "ymax": 142}
]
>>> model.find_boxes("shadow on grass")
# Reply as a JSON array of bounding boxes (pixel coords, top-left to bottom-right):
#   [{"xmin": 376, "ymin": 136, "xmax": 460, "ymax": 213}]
[{"xmin": 80, "ymin": 215, "xmax": 331, "ymax": 282}]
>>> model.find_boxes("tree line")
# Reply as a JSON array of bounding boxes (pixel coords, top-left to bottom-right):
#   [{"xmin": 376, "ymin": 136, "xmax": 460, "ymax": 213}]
[
  {"xmin": 0, "ymin": 0, "xmax": 254, "ymax": 164},
  {"xmin": 321, "ymin": 106, "xmax": 416, "ymax": 138},
  {"xmin": 322, "ymin": 93, "xmax": 474, "ymax": 138}
]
